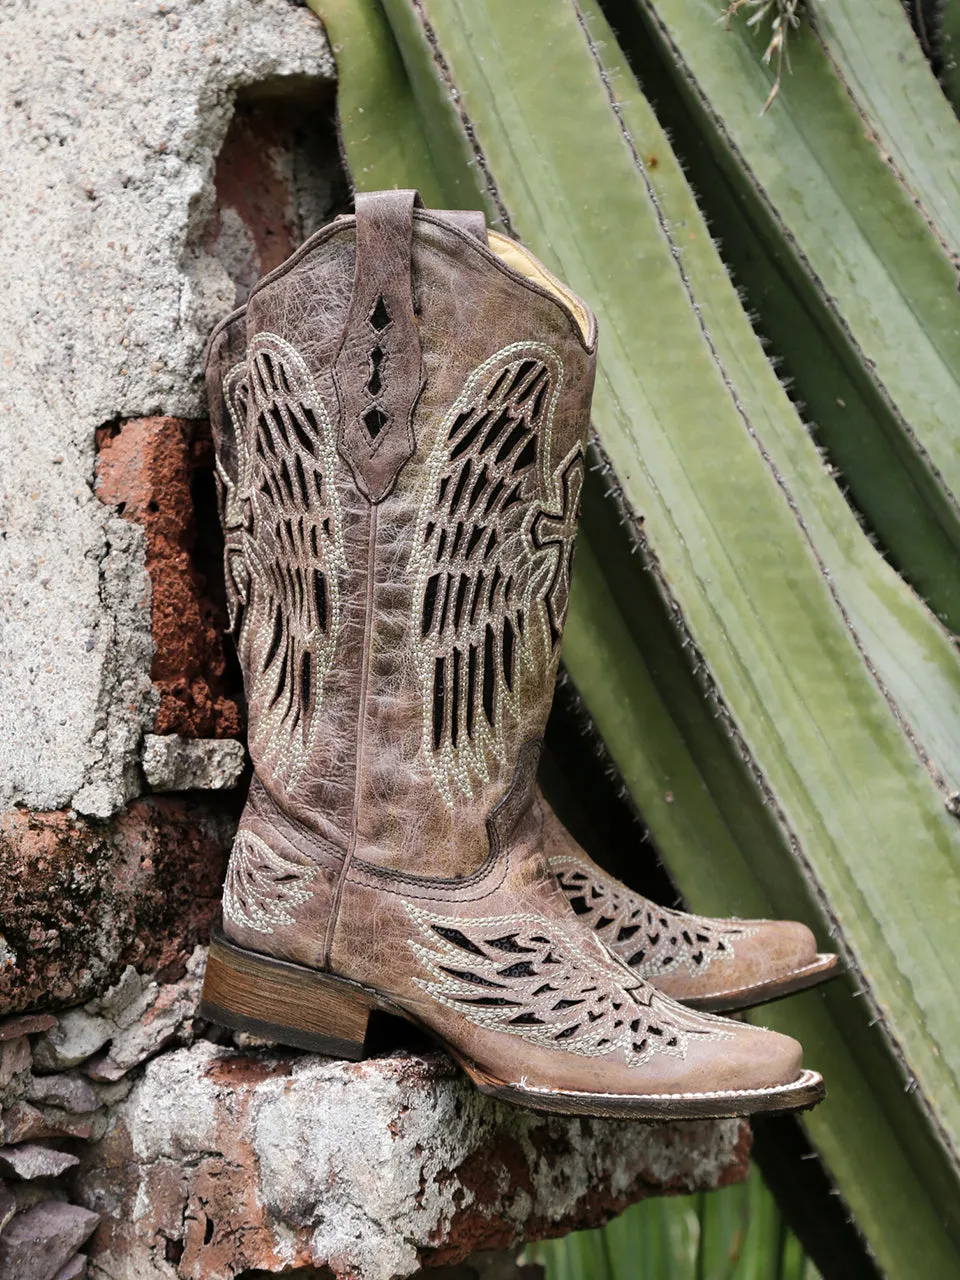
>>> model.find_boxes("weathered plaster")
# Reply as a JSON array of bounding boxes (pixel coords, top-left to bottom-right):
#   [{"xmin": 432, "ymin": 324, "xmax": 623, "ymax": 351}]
[{"xmin": 0, "ymin": 0, "xmax": 334, "ymax": 815}]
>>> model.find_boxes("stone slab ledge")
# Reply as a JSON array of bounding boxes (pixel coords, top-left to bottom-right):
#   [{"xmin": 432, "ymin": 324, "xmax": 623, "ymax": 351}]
[{"xmin": 78, "ymin": 1041, "xmax": 749, "ymax": 1280}]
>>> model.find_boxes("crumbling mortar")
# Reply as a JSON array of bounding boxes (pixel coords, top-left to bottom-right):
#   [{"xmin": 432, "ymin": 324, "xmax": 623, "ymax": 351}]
[
  {"xmin": 71, "ymin": 514, "xmax": 157, "ymax": 819},
  {"xmin": 0, "ymin": 0, "xmax": 335, "ymax": 815}
]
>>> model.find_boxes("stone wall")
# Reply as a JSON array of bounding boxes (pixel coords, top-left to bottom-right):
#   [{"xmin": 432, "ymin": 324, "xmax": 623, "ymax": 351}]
[{"xmin": 0, "ymin": 2, "xmax": 751, "ymax": 1277}]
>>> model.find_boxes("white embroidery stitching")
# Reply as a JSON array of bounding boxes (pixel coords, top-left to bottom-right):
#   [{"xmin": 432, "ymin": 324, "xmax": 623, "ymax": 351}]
[
  {"xmin": 551, "ymin": 854, "xmax": 758, "ymax": 979},
  {"xmin": 506, "ymin": 1068, "xmax": 822, "ymax": 1102},
  {"xmin": 409, "ymin": 343, "xmax": 584, "ymax": 805},
  {"xmin": 222, "ymin": 830, "xmax": 316, "ymax": 936},
  {"xmin": 221, "ymin": 334, "xmax": 347, "ymax": 791},
  {"xmin": 406, "ymin": 903, "xmax": 728, "ymax": 1066}
]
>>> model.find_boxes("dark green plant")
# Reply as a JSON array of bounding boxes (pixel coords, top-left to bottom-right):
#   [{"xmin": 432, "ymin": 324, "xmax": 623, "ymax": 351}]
[{"xmin": 526, "ymin": 1166, "xmax": 818, "ymax": 1280}]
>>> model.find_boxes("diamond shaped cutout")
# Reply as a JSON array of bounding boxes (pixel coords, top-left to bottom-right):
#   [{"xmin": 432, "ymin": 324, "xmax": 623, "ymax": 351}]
[
  {"xmin": 364, "ymin": 406, "xmax": 388, "ymax": 440},
  {"xmin": 370, "ymin": 296, "xmax": 391, "ymax": 331}
]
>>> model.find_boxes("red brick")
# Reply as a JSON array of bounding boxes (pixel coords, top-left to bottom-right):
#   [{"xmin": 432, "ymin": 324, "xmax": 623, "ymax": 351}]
[{"xmin": 95, "ymin": 416, "xmax": 242, "ymax": 739}]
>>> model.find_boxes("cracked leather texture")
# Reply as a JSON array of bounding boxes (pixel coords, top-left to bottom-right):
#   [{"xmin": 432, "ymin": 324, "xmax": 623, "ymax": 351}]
[
  {"xmin": 538, "ymin": 793, "xmax": 820, "ymax": 1003},
  {"xmin": 333, "ymin": 190, "xmax": 424, "ymax": 502},
  {"xmin": 204, "ymin": 195, "xmax": 808, "ymax": 1101},
  {"xmin": 208, "ymin": 206, "xmax": 597, "ymax": 882}
]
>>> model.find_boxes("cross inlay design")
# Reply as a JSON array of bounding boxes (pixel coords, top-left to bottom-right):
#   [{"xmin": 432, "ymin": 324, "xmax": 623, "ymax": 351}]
[{"xmin": 363, "ymin": 295, "xmax": 392, "ymax": 442}]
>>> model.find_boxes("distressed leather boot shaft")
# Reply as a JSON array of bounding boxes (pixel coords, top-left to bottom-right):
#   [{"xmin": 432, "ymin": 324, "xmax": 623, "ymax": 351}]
[{"xmin": 200, "ymin": 192, "xmax": 823, "ymax": 1120}]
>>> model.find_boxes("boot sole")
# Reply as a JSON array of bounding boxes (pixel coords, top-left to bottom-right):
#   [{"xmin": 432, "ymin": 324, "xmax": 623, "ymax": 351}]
[
  {"xmin": 680, "ymin": 954, "xmax": 841, "ymax": 1014},
  {"xmin": 198, "ymin": 932, "xmax": 825, "ymax": 1121}
]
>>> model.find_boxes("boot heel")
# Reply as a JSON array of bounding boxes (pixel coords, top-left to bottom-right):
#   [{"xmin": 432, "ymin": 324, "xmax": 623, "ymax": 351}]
[{"xmin": 199, "ymin": 932, "xmax": 374, "ymax": 1059}]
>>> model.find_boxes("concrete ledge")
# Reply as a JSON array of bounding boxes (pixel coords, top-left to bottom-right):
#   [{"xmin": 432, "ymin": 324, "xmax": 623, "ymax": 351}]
[{"xmin": 78, "ymin": 1042, "xmax": 749, "ymax": 1280}]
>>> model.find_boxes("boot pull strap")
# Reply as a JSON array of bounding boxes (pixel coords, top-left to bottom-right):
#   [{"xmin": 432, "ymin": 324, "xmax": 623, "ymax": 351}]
[{"xmin": 333, "ymin": 189, "xmax": 425, "ymax": 503}]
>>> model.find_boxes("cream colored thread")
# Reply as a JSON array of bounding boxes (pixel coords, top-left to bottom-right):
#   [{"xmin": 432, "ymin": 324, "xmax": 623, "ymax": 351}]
[
  {"xmin": 409, "ymin": 343, "xmax": 582, "ymax": 806},
  {"xmin": 405, "ymin": 902, "xmax": 728, "ymax": 1066},
  {"xmin": 551, "ymin": 854, "xmax": 758, "ymax": 980},
  {"xmin": 502, "ymin": 1068, "xmax": 822, "ymax": 1101},
  {"xmin": 223, "ymin": 333, "xmax": 346, "ymax": 793},
  {"xmin": 222, "ymin": 830, "xmax": 316, "ymax": 935}
]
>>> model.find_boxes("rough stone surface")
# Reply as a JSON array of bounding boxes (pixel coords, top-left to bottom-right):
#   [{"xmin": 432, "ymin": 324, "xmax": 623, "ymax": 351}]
[
  {"xmin": 0, "ymin": 1200, "xmax": 99, "ymax": 1280},
  {"xmin": 0, "ymin": 1015, "xmax": 57, "ymax": 1042},
  {"xmin": 0, "ymin": 1144, "xmax": 81, "ymax": 1181},
  {"xmin": 0, "ymin": 1179, "xmax": 16, "ymax": 1233},
  {"xmin": 0, "ymin": 0, "xmax": 334, "ymax": 817},
  {"xmin": 0, "ymin": 801, "xmax": 232, "ymax": 1016},
  {"xmin": 34, "ymin": 952, "xmax": 203, "ymax": 1081},
  {"xmin": 95, "ymin": 419, "xmax": 242, "ymax": 740},
  {"xmin": 142, "ymin": 735, "xmax": 246, "ymax": 792},
  {"xmin": 33, "ymin": 1015, "xmax": 113, "ymax": 1076},
  {"xmin": 26, "ymin": 1074, "xmax": 100, "ymax": 1117},
  {"xmin": 2, "ymin": 1104, "xmax": 98, "ymax": 1146},
  {"xmin": 78, "ymin": 1042, "xmax": 749, "ymax": 1280},
  {"xmin": 205, "ymin": 81, "xmax": 347, "ymax": 308},
  {"xmin": 54, "ymin": 1255, "xmax": 89, "ymax": 1280},
  {"xmin": 0, "ymin": 1036, "xmax": 31, "ymax": 1105}
]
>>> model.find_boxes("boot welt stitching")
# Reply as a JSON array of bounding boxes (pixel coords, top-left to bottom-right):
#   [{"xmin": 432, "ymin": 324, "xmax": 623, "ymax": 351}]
[{"xmin": 504, "ymin": 1068, "xmax": 823, "ymax": 1101}]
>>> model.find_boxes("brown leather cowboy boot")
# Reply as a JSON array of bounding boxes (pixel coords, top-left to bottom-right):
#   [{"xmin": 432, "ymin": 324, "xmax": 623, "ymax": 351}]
[
  {"xmin": 198, "ymin": 191, "xmax": 823, "ymax": 1119},
  {"xmin": 540, "ymin": 794, "xmax": 839, "ymax": 1012}
]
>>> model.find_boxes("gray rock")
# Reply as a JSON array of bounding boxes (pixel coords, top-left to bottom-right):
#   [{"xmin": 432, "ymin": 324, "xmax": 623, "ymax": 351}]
[
  {"xmin": 34, "ymin": 953, "xmax": 204, "ymax": 1081},
  {"xmin": 77, "ymin": 1041, "xmax": 750, "ymax": 1280},
  {"xmin": 0, "ymin": 0, "xmax": 334, "ymax": 817},
  {"xmin": 0, "ymin": 1036, "xmax": 30, "ymax": 1082},
  {"xmin": 0, "ymin": 1037, "xmax": 31, "ymax": 1106},
  {"xmin": 85, "ymin": 966, "xmax": 150, "ymax": 1030},
  {"xmin": 0, "ymin": 1039, "xmax": 32, "ymax": 1110},
  {"xmin": 26, "ymin": 1074, "xmax": 99, "ymax": 1116},
  {"xmin": 87, "ymin": 1078, "xmax": 133, "ymax": 1109},
  {"xmin": 53, "ymin": 1255, "xmax": 87, "ymax": 1280},
  {"xmin": 142, "ymin": 735, "xmax": 246, "ymax": 792},
  {"xmin": 34, "ymin": 966, "xmax": 150, "ymax": 1072},
  {"xmin": 0, "ymin": 1201, "xmax": 99, "ymax": 1280},
  {"xmin": 82, "ymin": 949, "xmax": 204, "ymax": 1081},
  {"xmin": 32, "ymin": 1012, "xmax": 112, "ymax": 1074},
  {"xmin": 0, "ymin": 1145, "xmax": 81, "ymax": 1181}
]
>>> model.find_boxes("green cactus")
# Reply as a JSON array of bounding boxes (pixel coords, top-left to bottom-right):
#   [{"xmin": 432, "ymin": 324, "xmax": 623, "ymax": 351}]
[
  {"xmin": 612, "ymin": 0, "xmax": 960, "ymax": 634},
  {"xmin": 307, "ymin": 0, "xmax": 960, "ymax": 1272}
]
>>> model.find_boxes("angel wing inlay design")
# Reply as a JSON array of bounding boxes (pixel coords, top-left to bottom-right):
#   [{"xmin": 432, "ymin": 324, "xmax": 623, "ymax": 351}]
[
  {"xmin": 406, "ymin": 903, "xmax": 728, "ymax": 1065},
  {"xmin": 411, "ymin": 342, "xmax": 585, "ymax": 804},
  {"xmin": 219, "ymin": 333, "xmax": 346, "ymax": 790}
]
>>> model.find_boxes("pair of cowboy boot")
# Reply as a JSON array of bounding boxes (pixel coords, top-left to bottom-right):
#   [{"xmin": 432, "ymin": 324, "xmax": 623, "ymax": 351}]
[{"xmin": 199, "ymin": 191, "xmax": 835, "ymax": 1120}]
